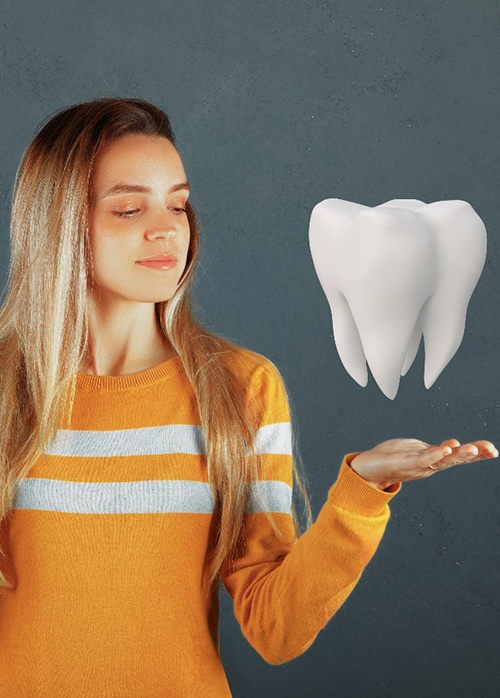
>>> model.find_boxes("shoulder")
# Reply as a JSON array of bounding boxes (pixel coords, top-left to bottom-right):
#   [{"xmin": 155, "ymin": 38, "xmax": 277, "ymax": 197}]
[
  {"xmin": 223, "ymin": 345, "xmax": 284, "ymax": 387},
  {"xmin": 223, "ymin": 346, "xmax": 291, "ymax": 422}
]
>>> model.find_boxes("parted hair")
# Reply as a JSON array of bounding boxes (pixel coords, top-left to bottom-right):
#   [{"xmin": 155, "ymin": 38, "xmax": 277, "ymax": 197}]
[{"xmin": 0, "ymin": 97, "xmax": 313, "ymax": 597}]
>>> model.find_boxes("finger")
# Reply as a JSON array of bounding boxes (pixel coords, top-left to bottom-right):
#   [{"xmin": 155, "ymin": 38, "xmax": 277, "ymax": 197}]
[
  {"xmin": 442, "ymin": 442, "xmax": 497, "ymax": 464},
  {"xmin": 468, "ymin": 441, "xmax": 499, "ymax": 458},
  {"xmin": 441, "ymin": 440, "xmax": 497, "ymax": 459},
  {"xmin": 438, "ymin": 443, "xmax": 478, "ymax": 466},
  {"xmin": 440, "ymin": 439, "xmax": 461, "ymax": 448},
  {"xmin": 420, "ymin": 445, "xmax": 452, "ymax": 469}
]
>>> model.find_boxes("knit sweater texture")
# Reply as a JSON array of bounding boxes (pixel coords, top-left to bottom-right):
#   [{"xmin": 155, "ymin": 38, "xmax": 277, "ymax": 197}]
[{"xmin": 0, "ymin": 347, "xmax": 401, "ymax": 696}]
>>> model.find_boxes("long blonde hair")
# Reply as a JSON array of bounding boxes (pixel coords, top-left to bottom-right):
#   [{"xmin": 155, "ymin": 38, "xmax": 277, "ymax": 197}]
[{"xmin": 0, "ymin": 97, "xmax": 313, "ymax": 597}]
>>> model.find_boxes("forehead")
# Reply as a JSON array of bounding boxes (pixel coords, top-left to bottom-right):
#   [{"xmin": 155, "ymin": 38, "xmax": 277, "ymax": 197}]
[{"xmin": 92, "ymin": 134, "xmax": 186, "ymax": 186}]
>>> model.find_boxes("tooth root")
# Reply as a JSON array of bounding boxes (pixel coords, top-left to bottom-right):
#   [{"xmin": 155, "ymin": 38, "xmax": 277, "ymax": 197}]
[
  {"xmin": 347, "ymin": 281, "xmax": 431, "ymax": 400},
  {"xmin": 422, "ymin": 305, "xmax": 465, "ymax": 389},
  {"xmin": 418, "ymin": 201, "xmax": 487, "ymax": 388},
  {"xmin": 401, "ymin": 319, "xmax": 422, "ymax": 377},
  {"xmin": 330, "ymin": 292, "xmax": 368, "ymax": 387}
]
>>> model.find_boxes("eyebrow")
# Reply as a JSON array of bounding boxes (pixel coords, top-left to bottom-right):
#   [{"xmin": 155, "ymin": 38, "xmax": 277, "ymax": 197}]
[{"xmin": 100, "ymin": 181, "xmax": 191, "ymax": 199}]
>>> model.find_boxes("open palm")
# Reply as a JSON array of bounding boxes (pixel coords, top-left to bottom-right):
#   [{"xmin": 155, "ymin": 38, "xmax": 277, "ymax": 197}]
[{"xmin": 350, "ymin": 438, "xmax": 498, "ymax": 490}]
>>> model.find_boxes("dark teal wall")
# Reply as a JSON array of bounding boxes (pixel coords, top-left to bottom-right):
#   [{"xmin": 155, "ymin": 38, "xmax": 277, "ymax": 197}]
[{"xmin": 1, "ymin": 2, "xmax": 499, "ymax": 695}]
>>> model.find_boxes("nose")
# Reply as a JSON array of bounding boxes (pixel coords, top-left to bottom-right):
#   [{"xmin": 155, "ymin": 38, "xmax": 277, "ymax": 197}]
[
  {"xmin": 148, "ymin": 228, "xmax": 176, "ymax": 241},
  {"xmin": 146, "ymin": 208, "xmax": 179, "ymax": 240}
]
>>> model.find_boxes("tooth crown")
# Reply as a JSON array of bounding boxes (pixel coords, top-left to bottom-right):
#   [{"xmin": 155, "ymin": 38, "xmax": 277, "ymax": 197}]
[{"xmin": 309, "ymin": 198, "xmax": 487, "ymax": 399}]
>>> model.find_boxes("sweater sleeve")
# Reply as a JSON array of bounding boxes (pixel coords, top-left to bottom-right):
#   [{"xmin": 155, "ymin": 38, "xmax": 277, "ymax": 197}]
[{"xmin": 220, "ymin": 359, "xmax": 402, "ymax": 665}]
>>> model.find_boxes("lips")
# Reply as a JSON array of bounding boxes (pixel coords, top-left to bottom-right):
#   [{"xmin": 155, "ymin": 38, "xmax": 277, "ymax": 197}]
[
  {"xmin": 137, "ymin": 254, "xmax": 177, "ymax": 262},
  {"xmin": 309, "ymin": 198, "xmax": 487, "ymax": 399}
]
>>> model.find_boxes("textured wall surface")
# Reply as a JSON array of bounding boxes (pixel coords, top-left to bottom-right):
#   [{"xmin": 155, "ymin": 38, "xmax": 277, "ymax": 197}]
[{"xmin": 1, "ymin": 1, "xmax": 499, "ymax": 696}]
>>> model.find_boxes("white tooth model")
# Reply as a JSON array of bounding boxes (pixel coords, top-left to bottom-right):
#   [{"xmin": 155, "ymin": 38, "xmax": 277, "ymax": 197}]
[{"xmin": 309, "ymin": 198, "xmax": 487, "ymax": 400}]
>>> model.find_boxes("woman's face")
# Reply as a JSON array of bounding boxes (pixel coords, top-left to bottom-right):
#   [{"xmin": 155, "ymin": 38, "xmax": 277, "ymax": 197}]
[{"xmin": 88, "ymin": 133, "xmax": 191, "ymax": 305}]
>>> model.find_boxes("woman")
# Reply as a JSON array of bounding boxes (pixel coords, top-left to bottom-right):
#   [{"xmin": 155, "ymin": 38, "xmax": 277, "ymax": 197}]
[{"xmin": 0, "ymin": 97, "xmax": 496, "ymax": 697}]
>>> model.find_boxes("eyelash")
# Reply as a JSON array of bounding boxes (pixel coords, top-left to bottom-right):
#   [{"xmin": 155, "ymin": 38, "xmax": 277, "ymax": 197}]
[{"xmin": 113, "ymin": 207, "xmax": 187, "ymax": 218}]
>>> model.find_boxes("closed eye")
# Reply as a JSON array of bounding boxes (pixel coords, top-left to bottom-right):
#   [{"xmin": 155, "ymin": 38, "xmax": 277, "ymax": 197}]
[
  {"xmin": 113, "ymin": 207, "xmax": 186, "ymax": 218},
  {"xmin": 113, "ymin": 209, "xmax": 140, "ymax": 218}
]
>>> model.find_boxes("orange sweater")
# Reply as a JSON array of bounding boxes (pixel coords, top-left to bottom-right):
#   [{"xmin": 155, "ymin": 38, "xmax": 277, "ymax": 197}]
[{"xmin": 0, "ymin": 348, "xmax": 401, "ymax": 697}]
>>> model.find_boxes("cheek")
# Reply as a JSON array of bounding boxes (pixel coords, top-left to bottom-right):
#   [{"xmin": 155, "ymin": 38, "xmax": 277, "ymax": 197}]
[{"xmin": 88, "ymin": 224, "xmax": 135, "ymax": 281}]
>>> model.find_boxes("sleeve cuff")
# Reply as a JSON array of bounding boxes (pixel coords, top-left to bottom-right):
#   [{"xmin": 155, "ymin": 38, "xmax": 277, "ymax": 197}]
[{"xmin": 327, "ymin": 452, "xmax": 402, "ymax": 516}]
